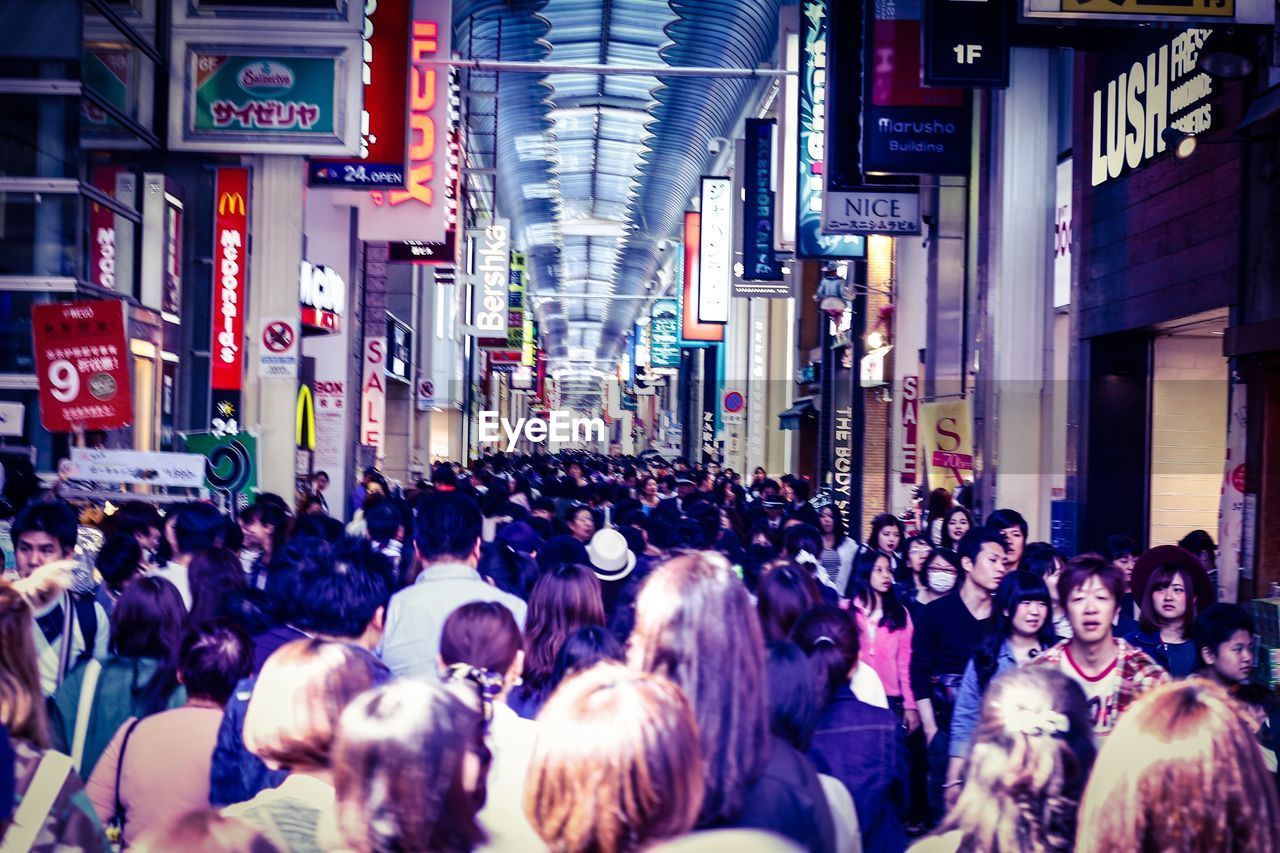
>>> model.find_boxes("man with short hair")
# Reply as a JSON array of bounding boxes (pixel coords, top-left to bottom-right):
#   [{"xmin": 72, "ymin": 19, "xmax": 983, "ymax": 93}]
[
  {"xmin": 152, "ymin": 502, "xmax": 223, "ymax": 610},
  {"xmin": 210, "ymin": 535, "xmax": 394, "ymax": 806},
  {"xmin": 379, "ymin": 491, "xmax": 527, "ymax": 680},
  {"xmin": 985, "ymin": 508, "xmax": 1028, "ymax": 572},
  {"xmin": 1029, "ymin": 554, "xmax": 1168, "ymax": 735},
  {"xmin": 1193, "ymin": 603, "xmax": 1256, "ymax": 688},
  {"xmin": 12, "ymin": 502, "xmax": 110, "ymax": 695},
  {"xmin": 912, "ymin": 527, "xmax": 1007, "ymax": 821}
]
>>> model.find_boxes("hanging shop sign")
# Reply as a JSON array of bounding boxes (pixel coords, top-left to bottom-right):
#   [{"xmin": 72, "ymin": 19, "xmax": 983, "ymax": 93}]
[
  {"xmin": 922, "ymin": 398, "xmax": 974, "ymax": 490},
  {"xmin": 741, "ymin": 119, "xmax": 784, "ymax": 286},
  {"xmin": 858, "ymin": 2, "xmax": 971, "ymax": 176},
  {"xmin": 299, "ymin": 259, "xmax": 345, "ymax": 332},
  {"xmin": 387, "ymin": 314, "xmax": 412, "ymax": 383},
  {"xmin": 87, "ymin": 166, "xmax": 124, "ymax": 291},
  {"xmin": 169, "ymin": 37, "xmax": 361, "ymax": 154},
  {"xmin": 650, "ymin": 299, "xmax": 681, "ymax": 369},
  {"xmin": 387, "ymin": 232, "xmax": 456, "ymax": 264},
  {"xmin": 1022, "ymin": 0, "xmax": 1270, "ymax": 25},
  {"xmin": 923, "ymin": 0, "xmax": 1010, "ymax": 88},
  {"xmin": 31, "ymin": 300, "xmax": 132, "ymax": 432},
  {"xmin": 797, "ymin": 0, "xmax": 865, "ymax": 260},
  {"xmin": 900, "ymin": 374, "xmax": 920, "ymax": 484},
  {"xmin": 1054, "ymin": 158, "xmax": 1072, "ymax": 308},
  {"xmin": 1088, "ymin": 28, "xmax": 1218, "ymax": 187},
  {"xmin": 162, "ymin": 198, "xmax": 184, "ymax": 316},
  {"xmin": 257, "ymin": 316, "xmax": 299, "ymax": 379},
  {"xmin": 824, "ymin": 188, "xmax": 922, "ymax": 235},
  {"xmin": 698, "ymin": 177, "xmax": 732, "ymax": 324},
  {"xmin": 468, "ymin": 220, "xmax": 511, "ymax": 335},
  {"xmin": 360, "ymin": 336, "xmax": 387, "ymax": 450},
  {"xmin": 183, "ymin": 431, "xmax": 258, "ymax": 508},
  {"xmin": 681, "ymin": 213, "xmax": 724, "ymax": 343},
  {"xmin": 522, "ymin": 312, "xmax": 537, "ymax": 367},
  {"xmin": 506, "ymin": 252, "xmax": 527, "ymax": 353},
  {"xmin": 310, "ymin": 0, "xmax": 411, "ymax": 187},
  {"xmin": 69, "ymin": 448, "xmax": 206, "ymax": 489},
  {"xmin": 211, "ymin": 167, "xmax": 249, "ymax": 432}
]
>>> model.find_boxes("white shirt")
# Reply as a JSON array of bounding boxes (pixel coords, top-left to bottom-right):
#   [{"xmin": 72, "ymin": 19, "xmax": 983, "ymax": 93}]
[
  {"xmin": 379, "ymin": 562, "xmax": 527, "ymax": 680},
  {"xmin": 850, "ymin": 662, "xmax": 889, "ymax": 709},
  {"xmin": 818, "ymin": 774, "xmax": 862, "ymax": 853},
  {"xmin": 150, "ymin": 561, "xmax": 192, "ymax": 610},
  {"xmin": 477, "ymin": 703, "xmax": 545, "ymax": 852},
  {"xmin": 32, "ymin": 592, "xmax": 110, "ymax": 696}
]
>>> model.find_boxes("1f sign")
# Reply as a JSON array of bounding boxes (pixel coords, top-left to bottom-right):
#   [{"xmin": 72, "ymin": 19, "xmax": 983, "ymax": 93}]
[{"xmin": 954, "ymin": 44, "xmax": 983, "ymax": 64}]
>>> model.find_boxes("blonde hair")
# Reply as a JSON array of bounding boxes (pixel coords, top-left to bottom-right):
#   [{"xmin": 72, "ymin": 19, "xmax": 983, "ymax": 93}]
[
  {"xmin": 935, "ymin": 667, "xmax": 1096, "ymax": 852},
  {"xmin": 1077, "ymin": 678, "xmax": 1280, "ymax": 852},
  {"xmin": 243, "ymin": 639, "xmax": 390, "ymax": 772},
  {"xmin": 525, "ymin": 662, "xmax": 704, "ymax": 852},
  {"xmin": 130, "ymin": 810, "xmax": 281, "ymax": 852},
  {"xmin": 0, "ymin": 581, "xmax": 49, "ymax": 747}
]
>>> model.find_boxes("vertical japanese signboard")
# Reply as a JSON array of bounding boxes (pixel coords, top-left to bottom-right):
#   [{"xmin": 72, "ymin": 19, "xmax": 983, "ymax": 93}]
[
  {"xmin": 211, "ymin": 167, "xmax": 249, "ymax": 432},
  {"xmin": 797, "ymin": 0, "xmax": 865, "ymax": 260},
  {"xmin": 32, "ymin": 300, "xmax": 132, "ymax": 432},
  {"xmin": 681, "ymin": 213, "xmax": 724, "ymax": 343},
  {"xmin": 310, "ymin": 0, "xmax": 411, "ymax": 187},
  {"xmin": 697, "ymin": 177, "xmax": 732, "ymax": 324},
  {"xmin": 740, "ymin": 118, "xmax": 784, "ymax": 289},
  {"xmin": 650, "ymin": 299, "xmax": 681, "ymax": 369}
]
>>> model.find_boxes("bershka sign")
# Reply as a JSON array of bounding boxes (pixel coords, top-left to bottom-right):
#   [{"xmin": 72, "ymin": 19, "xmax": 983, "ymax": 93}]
[
  {"xmin": 1089, "ymin": 28, "xmax": 1215, "ymax": 187},
  {"xmin": 211, "ymin": 167, "xmax": 249, "ymax": 428},
  {"xmin": 697, "ymin": 177, "xmax": 732, "ymax": 324},
  {"xmin": 470, "ymin": 220, "xmax": 510, "ymax": 333},
  {"xmin": 824, "ymin": 188, "xmax": 921, "ymax": 235}
]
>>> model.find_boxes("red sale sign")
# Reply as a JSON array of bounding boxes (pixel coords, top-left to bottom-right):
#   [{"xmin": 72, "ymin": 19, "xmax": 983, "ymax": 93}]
[{"xmin": 32, "ymin": 300, "xmax": 132, "ymax": 432}]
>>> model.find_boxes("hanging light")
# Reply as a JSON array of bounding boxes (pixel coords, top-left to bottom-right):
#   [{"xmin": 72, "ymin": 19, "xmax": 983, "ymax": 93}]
[{"xmin": 1161, "ymin": 127, "xmax": 1198, "ymax": 159}]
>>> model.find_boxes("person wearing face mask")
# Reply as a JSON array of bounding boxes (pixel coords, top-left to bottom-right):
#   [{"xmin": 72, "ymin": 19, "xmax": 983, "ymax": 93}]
[
  {"xmin": 945, "ymin": 571, "xmax": 1058, "ymax": 811},
  {"xmin": 910, "ymin": 529, "xmax": 1008, "ymax": 825},
  {"xmin": 909, "ymin": 548, "xmax": 961, "ymax": 617}
]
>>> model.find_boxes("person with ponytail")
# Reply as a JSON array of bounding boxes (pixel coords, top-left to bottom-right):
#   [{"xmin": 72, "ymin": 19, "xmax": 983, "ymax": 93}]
[
  {"xmin": 911, "ymin": 667, "xmax": 1095, "ymax": 853},
  {"xmin": 795, "ymin": 605, "xmax": 907, "ymax": 853},
  {"xmin": 438, "ymin": 601, "xmax": 543, "ymax": 852}
]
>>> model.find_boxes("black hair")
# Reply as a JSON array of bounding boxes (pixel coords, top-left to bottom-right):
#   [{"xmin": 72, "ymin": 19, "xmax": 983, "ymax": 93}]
[
  {"xmin": 1022, "ymin": 541, "xmax": 1066, "ymax": 580},
  {"xmin": 940, "ymin": 506, "xmax": 974, "ymax": 550},
  {"xmin": 765, "ymin": 640, "xmax": 819, "ymax": 752},
  {"xmin": 281, "ymin": 536, "xmax": 394, "ymax": 639},
  {"xmin": 1178, "ymin": 529, "xmax": 1216, "ymax": 556},
  {"xmin": 239, "ymin": 501, "xmax": 289, "ymax": 556},
  {"xmin": 782, "ymin": 523, "xmax": 823, "ymax": 561},
  {"xmin": 819, "ymin": 503, "xmax": 847, "ymax": 543},
  {"xmin": 174, "ymin": 503, "xmax": 226, "ymax": 555},
  {"xmin": 111, "ymin": 501, "xmax": 163, "ymax": 540},
  {"xmin": 414, "ymin": 492, "xmax": 482, "ymax": 563},
  {"xmin": 95, "ymin": 534, "xmax": 143, "ymax": 591},
  {"xmin": 366, "ymin": 499, "xmax": 406, "ymax": 545},
  {"xmin": 867, "ymin": 513, "xmax": 905, "ymax": 554},
  {"xmin": 477, "ymin": 541, "xmax": 539, "ymax": 600},
  {"xmin": 757, "ymin": 564, "xmax": 821, "ymax": 643},
  {"xmin": 849, "ymin": 549, "xmax": 908, "ymax": 632},
  {"xmin": 1105, "ymin": 534, "xmax": 1138, "ymax": 562},
  {"xmin": 958, "ymin": 527, "xmax": 1007, "ymax": 566},
  {"xmin": 547, "ymin": 626, "xmax": 624, "ymax": 695},
  {"xmin": 791, "ymin": 479, "xmax": 811, "ymax": 502},
  {"xmin": 1192, "ymin": 603, "xmax": 1255, "ymax": 661},
  {"xmin": 985, "ymin": 508, "xmax": 1028, "ymax": 538},
  {"xmin": 178, "ymin": 621, "xmax": 254, "ymax": 705},
  {"xmin": 972, "ymin": 570, "xmax": 1055, "ymax": 692},
  {"xmin": 12, "ymin": 501, "xmax": 78, "ymax": 551},
  {"xmin": 793, "ymin": 605, "xmax": 860, "ymax": 705},
  {"xmin": 290, "ymin": 514, "xmax": 347, "ymax": 542},
  {"xmin": 110, "ymin": 576, "xmax": 186, "ymax": 714}
]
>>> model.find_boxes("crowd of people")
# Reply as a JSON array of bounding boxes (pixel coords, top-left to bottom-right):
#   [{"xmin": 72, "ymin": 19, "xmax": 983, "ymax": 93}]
[{"xmin": 0, "ymin": 450, "xmax": 1278, "ymax": 851}]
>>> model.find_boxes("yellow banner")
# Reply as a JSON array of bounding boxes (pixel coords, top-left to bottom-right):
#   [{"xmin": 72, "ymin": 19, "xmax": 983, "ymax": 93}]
[
  {"xmin": 1061, "ymin": 0, "xmax": 1234, "ymax": 17},
  {"xmin": 922, "ymin": 398, "xmax": 974, "ymax": 491}
]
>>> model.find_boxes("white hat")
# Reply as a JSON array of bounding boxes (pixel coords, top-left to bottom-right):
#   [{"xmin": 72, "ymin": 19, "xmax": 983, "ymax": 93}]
[{"xmin": 586, "ymin": 528, "xmax": 637, "ymax": 583}]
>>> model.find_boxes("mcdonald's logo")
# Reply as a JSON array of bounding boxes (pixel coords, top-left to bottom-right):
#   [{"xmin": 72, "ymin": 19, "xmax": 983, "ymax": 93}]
[
  {"xmin": 218, "ymin": 192, "xmax": 246, "ymax": 216},
  {"xmin": 296, "ymin": 384, "xmax": 316, "ymax": 450}
]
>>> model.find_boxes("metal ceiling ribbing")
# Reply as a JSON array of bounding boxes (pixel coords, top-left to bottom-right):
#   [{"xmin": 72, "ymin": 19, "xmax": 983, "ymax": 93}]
[{"xmin": 454, "ymin": 0, "xmax": 783, "ymax": 375}]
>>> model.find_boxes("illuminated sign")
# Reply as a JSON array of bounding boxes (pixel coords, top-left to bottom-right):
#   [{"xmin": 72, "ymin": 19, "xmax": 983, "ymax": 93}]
[
  {"xmin": 470, "ymin": 220, "xmax": 510, "ymax": 333},
  {"xmin": 1023, "ymin": 0, "xmax": 1270, "ymax": 24},
  {"xmin": 697, "ymin": 177, "xmax": 732, "ymax": 324},
  {"xmin": 650, "ymin": 299, "xmax": 681, "ymax": 369},
  {"xmin": 681, "ymin": 212, "xmax": 724, "ymax": 343},
  {"xmin": 211, "ymin": 167, "xmax": 249, "ymax": 428},
  {"xmin": 742, "ymin": 119, "xmax": 783, "ymax": 284},
  {"xmin": 390, "ymin": 19, "xmax": 440, "ymax": 208},
  {"xmin": 1089, "ymin": 28, "xmax": 1216, "ymax": 187}
]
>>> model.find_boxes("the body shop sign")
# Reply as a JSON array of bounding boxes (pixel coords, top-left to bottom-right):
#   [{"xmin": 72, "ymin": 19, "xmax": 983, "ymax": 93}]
[
  {"xmin": 211, "ymin": 167, "xmax": 249, "ymax": 430},
  {"xmin": 797, "ymin": 0, "xmax": 865, "ymax": 260},
  {"xmin": 1089, "ymin": 28, "xmax": 1216, "ymax": 187}
]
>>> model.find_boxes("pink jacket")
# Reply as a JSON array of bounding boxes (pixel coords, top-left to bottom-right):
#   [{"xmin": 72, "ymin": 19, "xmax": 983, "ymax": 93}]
[{"xmin": 853, "ymin": 604, "xmax": 916, "ymax": 709}]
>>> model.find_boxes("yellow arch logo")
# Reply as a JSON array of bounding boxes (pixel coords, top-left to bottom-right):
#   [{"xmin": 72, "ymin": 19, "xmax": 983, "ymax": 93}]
[
  {"xmin": 218, "ymin": 192, "xmax": 246, "ymax": 216},
  {"xmin": 296, "ymin": 384, "xmax": 316, "ymax": 450}
]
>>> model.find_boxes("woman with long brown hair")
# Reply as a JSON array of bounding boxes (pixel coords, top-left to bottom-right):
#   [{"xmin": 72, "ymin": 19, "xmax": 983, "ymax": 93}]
[
  {"xmin": 508, "ymin": 564, "xmax": 605, "ymax": 719},
  {"xmin": 629, "ymin": 552, "xmax": 815, "ymax": 844},
  {"xmin": 1077, "ymin": 679, "xmax": 1280, "ymax": 852},
  {"xmin": 526, "ymin": 662, "xmax": 703, "ymax": 852},
  {"xmin": 913, "ymin": 667, "xmax": 1095, "ymax": 853}
]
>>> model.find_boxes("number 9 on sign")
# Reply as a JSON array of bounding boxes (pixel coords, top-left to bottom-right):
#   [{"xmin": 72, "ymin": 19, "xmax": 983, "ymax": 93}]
[{"xmin": 49, "ymin": 359, "xmax": 79, "ymax": 403}]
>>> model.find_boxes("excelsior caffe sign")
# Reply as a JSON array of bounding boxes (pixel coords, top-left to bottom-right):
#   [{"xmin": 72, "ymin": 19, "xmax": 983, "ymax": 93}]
[{"xmin": 1090, "ymin": 28, "xmax": 1216, "ymax": 187}]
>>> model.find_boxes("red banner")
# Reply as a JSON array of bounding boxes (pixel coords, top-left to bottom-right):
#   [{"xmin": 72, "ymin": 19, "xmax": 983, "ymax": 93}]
[
  {"xmin": 212, "ymin": 167, "xmax": 248, "ymax": 392},
  {"xmin": 32, "ymin": 300, "xmax": 132, "ymax": 432},
  {"xmin": 88, "ymin": 166, "xmax": 123, "ymax": 291},
  {"xmin": 681, "ymin": 212, "xmax": 724, "ymax": 343}
]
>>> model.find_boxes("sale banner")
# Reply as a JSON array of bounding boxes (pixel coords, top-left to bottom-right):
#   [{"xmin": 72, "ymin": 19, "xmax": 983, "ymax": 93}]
[
  {"xmin": 32, "ymin": 300, "xmax": 132, "ymax": 432},
  {"xmin": 922, "ymin": 398, "xmax": 974, "ymax": 491}
]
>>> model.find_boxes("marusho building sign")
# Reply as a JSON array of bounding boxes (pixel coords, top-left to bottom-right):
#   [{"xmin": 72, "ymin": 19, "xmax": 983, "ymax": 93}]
[{"xmin": 1090, "ymin": 28, "xmax": 1217, "ymax": 187}]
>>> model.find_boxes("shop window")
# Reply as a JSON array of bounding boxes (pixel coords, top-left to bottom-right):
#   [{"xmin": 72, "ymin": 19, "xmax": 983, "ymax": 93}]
[
  {"xmin": 0, "ymin": 93, "xmax": 80, "ymax": 178},
  {"xmin": 0, "ymin": 192, "xmax": 80, "ymax": 278},
  {"xmin": 0, "ymin": 292, "xmax": 52, "ymax": 374}
]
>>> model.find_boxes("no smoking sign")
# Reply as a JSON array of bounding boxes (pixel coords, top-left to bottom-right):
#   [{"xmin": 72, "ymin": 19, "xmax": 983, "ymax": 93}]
[{"xmin": 257, "ymin": 316, "xmax": 299, "ymax": 379}]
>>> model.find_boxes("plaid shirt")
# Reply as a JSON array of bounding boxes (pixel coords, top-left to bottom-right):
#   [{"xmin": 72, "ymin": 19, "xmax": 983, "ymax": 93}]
[{"xmin": 1029, "ymin": 638, "xmax": 1170, "ymax": 735}]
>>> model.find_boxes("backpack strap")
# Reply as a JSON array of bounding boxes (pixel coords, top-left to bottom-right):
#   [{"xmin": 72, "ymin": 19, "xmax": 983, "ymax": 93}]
[
  {"xmin": 0, "ymin": 750, "xmax": 73, "ymax": 852},
  {"xmin": 69, "ymin": 658, "xmax": 103, "ymax": 775},
  {"xmin": 71, "ymin": 594, "xmax": 98, "ymax": 663},
  {"xmin": 112, "ymin": 717, "xmax": 143, "ymax": 838}
]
